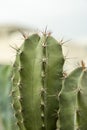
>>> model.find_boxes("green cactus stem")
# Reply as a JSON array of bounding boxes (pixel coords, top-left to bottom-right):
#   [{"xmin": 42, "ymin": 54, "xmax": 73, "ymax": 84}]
[
  {"xmin": 57, "ymin": 66, "xmax": 87, "ymax": 130},
  {"xmin": 12, "ymin": 33, "xmax": 64, "ymax": 130}
]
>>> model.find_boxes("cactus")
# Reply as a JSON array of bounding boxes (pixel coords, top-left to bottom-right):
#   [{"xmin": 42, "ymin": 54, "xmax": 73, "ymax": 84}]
[
  {"xmin": 0, "ymin": 65, "xmax": 17, "ymax": 130},
  {"xmin": 57, "ymin": 66, "xmax": 87, "ymax": 130},
  {"xmin": 12, "ymin": 33, "xmax": 64, "ymax": 130},
  {"xmin": 12, "ymin": 32, "xmax": 87, "ymax": 130}
]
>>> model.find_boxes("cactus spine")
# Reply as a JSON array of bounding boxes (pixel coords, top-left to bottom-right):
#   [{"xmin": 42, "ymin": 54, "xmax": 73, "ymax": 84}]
[{"xmin": 12, "ymin": 33, "xmax": 64, "ymax": 130}]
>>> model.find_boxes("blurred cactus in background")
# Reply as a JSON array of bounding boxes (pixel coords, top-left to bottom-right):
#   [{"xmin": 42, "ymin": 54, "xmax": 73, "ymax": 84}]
[{"xmin": 0, "ymin": 65, "xmax": 18, "ymax": 130}]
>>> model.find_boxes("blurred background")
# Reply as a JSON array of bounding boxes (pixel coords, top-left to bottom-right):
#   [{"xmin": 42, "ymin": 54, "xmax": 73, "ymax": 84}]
[{"xmin": 0, "ymin": 0, "xmax": 87, "ymax": 130}]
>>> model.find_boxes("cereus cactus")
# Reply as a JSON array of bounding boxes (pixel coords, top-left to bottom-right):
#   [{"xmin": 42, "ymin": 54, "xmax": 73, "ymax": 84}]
[
  {"xmin": 11, "ymin": 33, "xmax": 64, "ymax": 130},
  {"xmin": 11, "ymin": 31, "xmax": 87, "ymax": 130},
  {"xmin": 57, "ymin": 66, "xmax": 87, "ymax": 130}
]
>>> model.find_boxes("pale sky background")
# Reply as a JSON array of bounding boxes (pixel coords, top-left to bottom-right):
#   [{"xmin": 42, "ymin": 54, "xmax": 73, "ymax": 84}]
[{"xmin": 0, "ymin": 0, "xmax": 87, "ymax": 43}]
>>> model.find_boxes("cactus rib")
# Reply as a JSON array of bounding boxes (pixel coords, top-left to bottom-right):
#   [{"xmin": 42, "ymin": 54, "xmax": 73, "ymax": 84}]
[
  {"xmin": 12, "ymin": 33, "xmax": 64, "ymax": 130},
  {"xmin": 43, "ymin": 35, "xmax": 64, "ymax": 130},
  {"xmin": 12, "ymin": 53, "xmax": 26, "ymax": 130},
  {"xmin": 57, "ymin": 67, "xmax": 87, "ymax": 130}
]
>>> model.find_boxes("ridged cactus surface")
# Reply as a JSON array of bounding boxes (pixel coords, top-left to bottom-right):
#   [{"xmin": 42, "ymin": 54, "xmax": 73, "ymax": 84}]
[
  {"xmin": 12, "ymin": 33, "xmax": 87, "ymax": 130},
  {"xmin": 12, "ymin": 54, "xmax": 25, "ymax": 130},
  {"xmin": 12, "ymin": 33, "xmax": 64, "ymax": 130},
  {"xmin": 57, "ymin": 67, "xmax": 87, "ymax": 130}
]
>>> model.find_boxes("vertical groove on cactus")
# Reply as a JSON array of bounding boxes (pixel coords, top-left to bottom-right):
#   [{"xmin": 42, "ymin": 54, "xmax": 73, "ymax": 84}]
[
  {"xmin": 12, "ymin": 33, "xmax": 64, "ymax": 130},
  {"xmin": 40, "ymin": 35, "xmax": 47, "ymax": 129}
]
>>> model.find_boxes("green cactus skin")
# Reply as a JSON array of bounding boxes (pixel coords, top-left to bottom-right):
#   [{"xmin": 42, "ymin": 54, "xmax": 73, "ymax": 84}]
[
  {"xmin": 42, "ymin": 35, "xmax": 64, "ymax": 130},
  {"xmin": 57, "ymin": 67, "xmax": 87, "ymax": 130},
  {"xmin": 12, "ymin": 53, "xmax": 26, "ymax": 130},
  {"xmin": 12, "ymin": 33, "xmax": 64, "ymax": 130}
]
